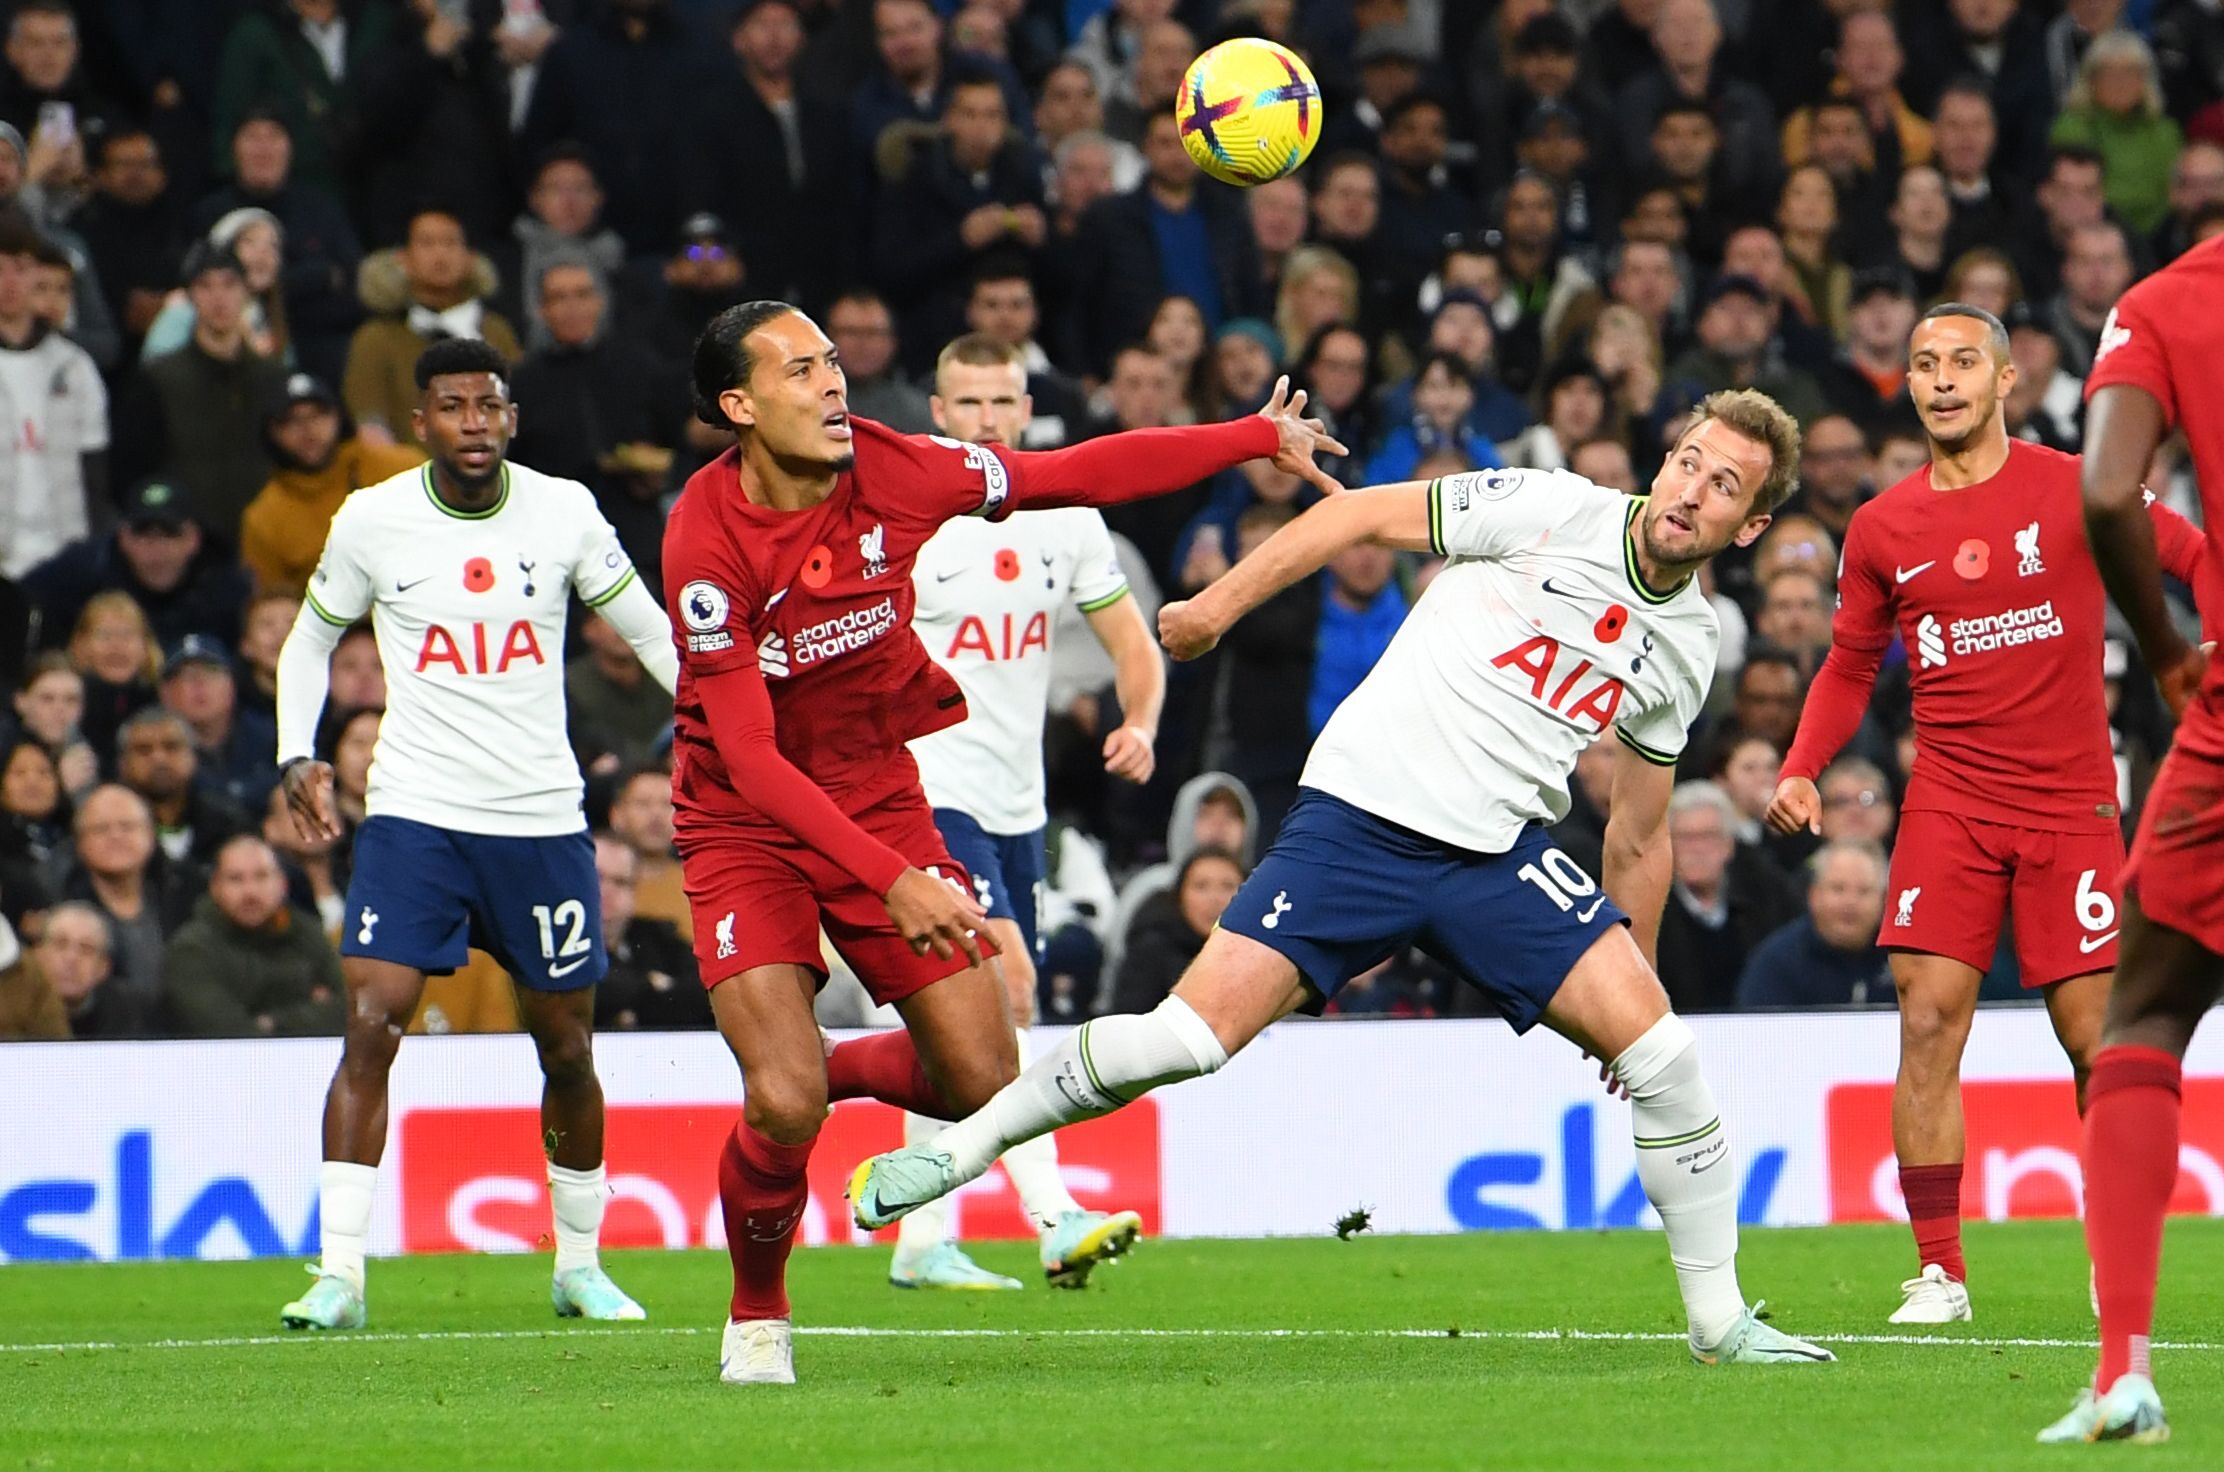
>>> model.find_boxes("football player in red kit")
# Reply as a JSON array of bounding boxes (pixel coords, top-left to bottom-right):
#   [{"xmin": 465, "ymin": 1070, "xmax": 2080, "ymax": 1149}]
[
  {"xmin": 2036, "ymin": 235, "xmax": 2224, "ymax": 1444},
  {"xmin": 1767, "ymin": 305, "xmax": 2206, "ymax": 1328},
  {"xmin": 664, "ymin": 301, "xmax": 1344, "ymax": 1385}
]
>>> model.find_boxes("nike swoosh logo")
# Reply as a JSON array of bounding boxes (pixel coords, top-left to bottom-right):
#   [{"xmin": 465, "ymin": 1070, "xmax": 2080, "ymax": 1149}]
[
  {"xmin": 765, "ymin": 589, "xmax": 788, "ymax": 612},
  {"xmin": 1690, "ymin": 1151, "xmax": 1727, "ymax": 1175},
  {"xmin": 1895, "ymin": 562, "xmax": 1936, "ymax": 584},
  {"xmin": 1541, "ymin": 577, "xmax": 1581, "ymax": 599},
  {"xmin": 548, "ymin": 955, "xmax": 592, "ymax": 978},
  {"xmin": 1576, "ymin": 896, "xmax": 1606, "ymax": 922},
  {"xmin": 396, "ymin": 577, "xmax": 431, "ymax": 592},
  {"xmin": 934, "ymin": 570, "xmax": 963, "ymax": 583},
  {"xmin": 2079, "ymin": 931, "xmax": 2119, "ymax": 954}
]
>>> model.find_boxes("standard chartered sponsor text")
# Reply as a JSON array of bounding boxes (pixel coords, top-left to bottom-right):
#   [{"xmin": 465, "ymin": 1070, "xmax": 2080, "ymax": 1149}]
[
  {"xmin": 1950, "ymin": 599, "xmax": 2064, "ymax": 656},
  {"xmin": 792, "ymin": 598, "xmax": 899, "ymax": 666}
]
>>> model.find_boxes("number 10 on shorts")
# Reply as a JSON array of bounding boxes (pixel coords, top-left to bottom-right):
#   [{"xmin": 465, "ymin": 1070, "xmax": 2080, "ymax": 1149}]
[{"xmin": 1518, "ymin": 848, "xmax": 1605, "ymax": 920}]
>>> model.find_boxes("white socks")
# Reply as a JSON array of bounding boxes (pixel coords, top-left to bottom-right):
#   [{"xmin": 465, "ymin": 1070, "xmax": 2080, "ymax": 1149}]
[
  {"xmin": 931, "ymin": 997, "xmax": 1227, "ymax": 1186},
  {"xmin": 547, "ymin": 1163, "xmax": 607, "ymax": 1275},
  {"xmin": 898, "ymin": 1030, "xmax": 1087, "ymax": 1255},
  {"xmin": 318, "ymin": 1160, "xmax": 376, "ymax": 1292},
  {"xmin": 1613, "ymin": 1014, "xmax": 1746, "ymax": 1348}
]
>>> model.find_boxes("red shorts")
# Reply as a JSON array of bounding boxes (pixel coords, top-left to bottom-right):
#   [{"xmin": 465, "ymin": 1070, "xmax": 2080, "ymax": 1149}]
[
  {"xmin": 2124, "ymin": 746, "xmax": 2224, "ymax": 955},
  {"xmin": 1881, "ymin": 809, "xmax": 2124, "ymax": 988},
  {"xmin": 679, "ymin": 782, "xmax": 991, "ymax": 1005}
]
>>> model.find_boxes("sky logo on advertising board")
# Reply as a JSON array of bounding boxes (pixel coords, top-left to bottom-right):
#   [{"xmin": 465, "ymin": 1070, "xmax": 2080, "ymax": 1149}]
[
  {"xmin": 0, "ymin": 1132, "xmax": 316, "ymax": 1263},
  {"xmin": 399, "ymin": 1100, "xmax": 1160, "ymax": 1253},
  {"xmin": 1443, "ymin": 1104, "xmax": 1785, "ymax": 1231},
  {"xmin": 1826, "ymin": 1079, "xmax": 2224, "ymax": 1221}
]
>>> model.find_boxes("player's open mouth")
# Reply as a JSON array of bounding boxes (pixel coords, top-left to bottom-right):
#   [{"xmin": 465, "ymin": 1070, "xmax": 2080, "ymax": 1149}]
[
  {"xmin": 824, "ymin": 411, "xmax": 852, "ymax": 441},
  {"xmin": 1929, "ymin": 400, "xmax": 1966, "ymax": 419},
  {"xmin": 1664, "ymin": 511, "xmax": 1693, "ymax": 533},
  {"xmin": 456, "ymin": 445, "xmax": 495, "ymax": 467}
]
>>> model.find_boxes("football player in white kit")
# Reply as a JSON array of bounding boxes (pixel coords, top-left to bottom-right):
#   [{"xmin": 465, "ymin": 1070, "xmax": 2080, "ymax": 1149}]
[
  {"xmin": 272, "ymin": 340, "xmax": 679, "ymax": 1331},
  {"xmin": 889, "ymin": 334, "xmax": 1165, "ymax": 1290},
  {"xmin": 852, "ymin": 390, "xmax": 1838, "ymax": 1365}
]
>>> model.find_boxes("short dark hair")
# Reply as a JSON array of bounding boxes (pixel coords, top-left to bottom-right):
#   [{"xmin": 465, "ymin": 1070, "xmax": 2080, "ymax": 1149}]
[
  {"xmin": 0, "ymin": 215, "xmax": 44, "ymax": 259},
  {"xmin": 92, "ymin": 126, "xmax": 156, "ymax": 169},
  {"xmin": 1380, "ymin": 92, "xmax": 1448, "ymax": 132},
  {"xmin": 406, "ymin": 205, "xmax": 468, "ymax": 244},
  {"xmin": 1738, "ymin": 643, "xmax": 1804, "ymax": 685},
  {"xmin": 2047, "ymin": 144, "xmax": 2106, "ymax": 180},
  {"xmin": 1653, "ymin": 100, "xmax": 1714, "ymax": 130},
  {"xmin": 1935, "ymin": 77, "xmax": 1995, "ymax": 114},
  {"xmin": 414, "ymin": 337, "xmax": 510, "ymax": 392},
  {"xmin": 29, "ymin": 234, "xmax": 70, "ymax": 272},
  {"xmin": 690, "ymin": 299, "xmax": 802, "ymax": 429},
  {"xmin": 1915, "ymin": 302, "xmax": 2011, "ymax": 362},
  {"xmin": 530, "ymin": 142, "xmax": 597, "ymax": 186},
  {"xmin": 1416, "ymin": 350, "xmax": 1473, "ymax": 385},
  {"xmin": 1810, "ymin": 95, "xmax": 1865, "ymax": 123}
]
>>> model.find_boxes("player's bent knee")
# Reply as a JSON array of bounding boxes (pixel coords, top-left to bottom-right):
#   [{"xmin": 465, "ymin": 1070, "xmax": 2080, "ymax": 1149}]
[
  {"xmin": 534, "ymin": 1029, "xmax": 597, "ymax": 1086},
  {"xmin": 743, "ymin": 1071, "xmax": 828, "ymax": 1144}
]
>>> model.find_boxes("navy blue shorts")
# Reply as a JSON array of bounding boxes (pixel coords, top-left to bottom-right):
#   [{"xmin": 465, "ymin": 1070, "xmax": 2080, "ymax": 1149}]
[
  {"xmin": 1218, "ymin": 789, "xmax": 1627, "ymax": 1033},
  {"xmin": 341, "ymin": 816, "xmax": 608, "ymax": 991},
  {"xmin": 932, "ymin": 808, "xmax": 1046, "ymax": 959}
]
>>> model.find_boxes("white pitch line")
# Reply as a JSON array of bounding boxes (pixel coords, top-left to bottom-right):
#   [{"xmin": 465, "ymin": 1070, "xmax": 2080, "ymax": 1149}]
[{"xmin": 3, "ymin": 1325, "xmax": 2221, "ymax": 1355}]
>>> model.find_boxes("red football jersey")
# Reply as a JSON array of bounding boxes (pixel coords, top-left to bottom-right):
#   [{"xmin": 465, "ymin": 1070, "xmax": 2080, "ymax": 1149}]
[
  {"xmin": 662, "ymin": 417, "xmax": 1022, "ymax": 837},
  {"xmin": 1787, "ymin": 440, "xmax": 2204, "ymax": 832},
  {"xmin": 2084, "ymin": 234, "xmax": 2224, "ymax": 760}
]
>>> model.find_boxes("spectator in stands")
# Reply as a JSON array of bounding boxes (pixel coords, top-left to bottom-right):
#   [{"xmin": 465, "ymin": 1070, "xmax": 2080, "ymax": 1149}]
[
  {"xmin": 1174, "ymin": 456, "xmax": 1308, "ymax": 595},
  {"xmin": 48, "ymin": 782, "xmax": 195, "ymax": 1009},
  {"xmin": 2021, "ymin": 145, "xmax": 2110, "ymax": 303},
  {"xmin": 640, "ymin": 211, "xmax": 750, "ymax": 373},
  {"xmin": 567, "ymin": 613, "xmax": 668, "ymax": 778},
  {"xmin": 1035, "ymin": 59, "xmax": 1127, "ymax": 183},
  {"xmin": 1787, "ymin": 414, "xmax": 1871, "ymax": 539},
  {"xmin": 1308, "ymin": 541, "xmax": 1406, "ymax": 736},
  {"xmin": 1882, "ymin": 166, "xmax": 1955, "ymax": 303},
  {"xmin": 140, "ymin": 206, "xmax": 289, "ymax": 365},
  {"xmin": 1147, "ymin": 293, "xmax": 1214, "ymax": 423},
  {"xmin": 234, "ymin": 590, "xmax": 295, "ymax": 723},
  {"xmin": 163, "ymin": 832, "xmax": 342, "ymax": 1037},
  {"xmin": 2045, "ymin": 220, "xmax": 2136, "ymax": 377},
  {"xmin": 1499, "ymin": 361, "xmax": 1612, "ymax": 474},
  {"xmin": 607, "ymin": 762, "xmax": 687, "ymax": 939},
  {"xmin": 2, "ymin": 734, "xmax": 68, "ymax": 880},
  {"xmin": 686, "ymin": 0, "xmax": 851, "ymax": 311},
  {"xmin": 0, "ymin": 908, "xmax": 65, "ymax": 1038},
  {"xmin": 488, "ymin": 146, "xmax": 622, "ymax": 351},
  {"xmin": 1110, "ymin": 844, "xmax": 1244, "ymax": 1014},
  {"xmin": 65, "ymin": 590, "xmax": 158, "ymax": 767},
  {"xmin": 1617, "ymin": 0, "xmax": 1777, "ymax": 214},
  {"xmin": 1656, "ymin": 781, "xmax": 1801, "ymax": 1013},
  {"xmin": 1098, "ymin": 15, "xmax": 1192, "ymax": 150},
  {"xmin": 116, "ymin": 704, "xmax": 248, "ymax": 868},
  {"xmin": 508, "ymin": 257, "xmax": 682, "ymax": 523},
  {"xmin": 1570, "ymin": 436, "xmax": 1637, "ymax": 491},
  {"xmin": 1932, "ymin": 81, "xmax": 2035, "ymax": 265},
  {"xmin": 1085, "ymin": 343, "xmax": 1200, "ymax": 585},
  {"xmin": 117, "ymin": 242, "xmax": 287, "ymax": 536},
  {"xmin": 261, "ymin": 780, "xmax": 344, "ymax": 937},
  {"xmin": 1718, "ymin": 646, "xmax": 1806, "ymax": 761},
  {"xmin": 872, "ymin": 66, "xmax": 1046, "ymax": 374},
  {"xmin": 1755, "ymin": 568, "xmax": 1833, "ymax": 679},
  {"xmin": 1785, "ymin": 9, "xmax": 1933, "ymax": 182},
  {"xmin": 2155, "ymin": 140, "xmax": 2224, "ymax": 265},
  {"xmin": 1736, "ymin": 839, "xmax": 1894, "ymax": 1009},
  {"xmin": 1290, "ymin": 323, "xmax": 1376, "ymax": 486},
  {"xmin": 1270, "ymin": 246, "xmax": 1358, "ymax": 378},
  {"xmin": 1940, "ymin": 248, "xmax": 2023, "ymax": 324},
  {"xmin": 518, "ymin": 0, "xmax": 708, "ymax": 255},
  {"xmin": 0, "ymin": 3, "xmax": 117, "ymax": 175},
  {"xmin": 1602, "ymin": 236, "xmax": 1686, "ymax": 359},
  {"xmin": 1774, "ymin": 164, "xmax": 1850, "ymax": 344},
  {"xmin": 1819, "ymin": 268, "xmax": 1918, "ymax": 434},
  {"xmin": 1380, "ymin": 292, "xmax": 1532, "ymax": 447},
  {"xmin": 2052, "ymin": 30, "xmax": 2184, "ymax": 238},
  {"xmin": 1244, "ymin": 175, "xmax": 1305, "ymax": 306},
  {"xmin": 323, "ymin": 704, "xmax": 379, "ymax": 829},
  {"xmin": 962, "ymin": 268, "xmax": 1085, "ymax": 444},
  {"xmin": 27, "ymin": 476, "xmax": 253, "ymax": 659},
  {"xmin": 1046, "ymin": 128, "xmax": 1121, "ymax": 244},
  {"xmin": 1711, "ymin": 733, "xmax": 1782, "ymax": 846},
  {"xmin": 1210, "ymin": 318, "xmax": 1278, "ymax": 418},
  {"xmin": 8, "ymin": 655, "xmax": 94, "ymax": 797},
  {"xmin": 352, "ymin": 0, "xmax": 513, "ymax": 248},
  {"xmin": 1065, "ymin": 104, "xmax": 1261, "ymax": 375},
  {"xmin": 1869, "ymin": 429, "xmax": 1930, "ymax": 493},
  {"xmin": 1365, "ymin": 351, "xmax": 1501, "ymax": 484},
  {"xmin": 31, "ymin": 900, "xmax": 141, "ymax": 1038},
  {"xmin": 1106, "ymin": 769, "xmax": 1254, "ymax": 976},
  {"xmin": 1820, "ymin": 755, "xmax": 1899, "ymax": 849},
  {"xmin": 211, "ymin": 0, "xmax": 388, "ymax": 203},
  {"xmin": 825, "ymin": 288, "xmax": 931, "ymax": 433},
  {"xmin": 1903, "ymin": 0, "xmax": 2053, "ymax": 186},
  {"xmin": 0, "ymin": 216, "xmax": 107, "ymax": 583},
  {"xmin": 239, "ymin": 372, "xmax": 420, "ymax": 595},
  {"xmin": 326, "ymin": 626, "xmax": 383, "ymax": 710},
  {"xmin": 1668, "ymin": 275, "xmax": 1827, "ymax": 427},
  {"xmin": 342, "ymin": 206, "xmax": 519, "ymax": 450},
  {"xmin": 848, "ymin": 0, "xmax": 1025, "ymax": 161},
  {"xmin": 157, "ymin": 634, "xmax": 275, "ymax": 811},
  {"xmin": 2005, "ymin": 302, "xmax": 2085, "ymax": 453},
  {"xmin": 71, "ymin": 127, "xmax": 187, "ymax": 359},
  {"xmin": 191, "ymin": 107, "xmax": 361, "ymax": 384},
  {"xmin": 1374, "ymin": 94, "xmax": 1468, "ymax": 300},
  {"xmin": 590, "ymin": 831, "xmax": 704, "ymax": 1031},
  {"xmin": 1493, "ymin": 171, "xmax": 1597, "ymax": 392},
  {"xmin": 1319, "ymin": 22, "xmax": 1427, "ymax": 160}
]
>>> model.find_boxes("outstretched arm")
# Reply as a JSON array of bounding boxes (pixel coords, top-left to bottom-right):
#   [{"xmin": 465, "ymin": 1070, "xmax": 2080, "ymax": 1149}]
[
  {"xmin": 1771, "ymin": 510, "xmax": 1892, "ymax": 835},
  {"xmin": 1084, "ymin": 592, "xmax": 1166, "ymax": 783},
  {"xmin": 2086, "ymin": 385, "xmax": 2203, "ymax": 713},
  {"xmin": 1157, "ymin": 483, "xmax": 1429, "ymax": 660}
]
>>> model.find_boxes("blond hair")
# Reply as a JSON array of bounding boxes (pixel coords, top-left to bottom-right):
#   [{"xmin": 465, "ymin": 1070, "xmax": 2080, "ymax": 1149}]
[
  {"xmin": 1688, "ymin": 388, "xmax": 1802, "ymax": 514},
  {"xmin": 68, "ymin": 591, "xmax": 160, "ymax": 684},
  {"xmin": 1273, "ymin": 245, "xmax": 1360, "ymax": 362},
  {"xmin": 934, "ymin": 332, "xmax": 1026, "ymax": 386}
]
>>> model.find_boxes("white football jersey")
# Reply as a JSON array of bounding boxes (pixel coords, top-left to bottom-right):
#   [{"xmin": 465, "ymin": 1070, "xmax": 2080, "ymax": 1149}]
[
  {"xmin": 305, "ymin": 462, "xmax": 641, "ymax": 836},
  {"xmin": 1303, "ymin": 469, "xmax": 1718, "ymax": 854},
  {"xmin": 908, "ymin": 507, "xmax": 1130, "ymax": 833}
]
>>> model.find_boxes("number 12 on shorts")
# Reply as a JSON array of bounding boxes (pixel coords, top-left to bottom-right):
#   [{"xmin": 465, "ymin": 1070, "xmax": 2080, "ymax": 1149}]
[
  {"xmin": 532, "ymin": 900, "xmax": 592, "ymax": 960},
  {"xmin": 1519, "ymin": 848, "xmax": 1606, "ymax": 921}
]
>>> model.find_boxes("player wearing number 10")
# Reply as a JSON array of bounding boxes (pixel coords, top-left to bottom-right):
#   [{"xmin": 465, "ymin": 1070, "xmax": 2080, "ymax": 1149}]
[
  {"xmin": 270, "ymin": 340, "xmax": 681, "ymax": 1332},
  {"xmin": 852, "ymin": 391, "xmax": 1837, "ymax": 1369}
]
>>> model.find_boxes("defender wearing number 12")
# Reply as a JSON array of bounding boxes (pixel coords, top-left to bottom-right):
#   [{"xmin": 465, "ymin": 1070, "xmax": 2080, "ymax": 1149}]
[{"xmin": 852, "ymin": 389, "xmax": 1837, "ymax": 1369}]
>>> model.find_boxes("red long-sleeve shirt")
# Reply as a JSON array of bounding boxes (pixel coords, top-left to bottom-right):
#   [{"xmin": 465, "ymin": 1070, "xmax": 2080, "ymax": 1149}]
[
  {"xmin": 1782, "ymin": 440, "xmax": 2207, "ymax": 833},
  {"xmin": 662, "ymin": 414, "xmax": 1278, "ymax": 890}
]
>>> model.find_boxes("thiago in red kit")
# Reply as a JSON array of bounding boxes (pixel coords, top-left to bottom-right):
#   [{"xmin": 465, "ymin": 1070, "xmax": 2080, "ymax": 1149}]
[{"xmin": 1782, "ymin": 439, "xmax": 2205, "ymax": 985}]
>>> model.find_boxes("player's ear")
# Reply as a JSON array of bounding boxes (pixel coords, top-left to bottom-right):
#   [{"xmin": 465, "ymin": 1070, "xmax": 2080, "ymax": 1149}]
[
  {"xmin": 719, "ymin": 385, "xmax": 755, "ymax": 430},
  {"xmin": 1995, "ymin": 356, "xmax": 2018, "ymax": 398},
  {"xmin": 410, "ymin": 404, "xmax": 426, "ymax": 443},
  {"xmin": 1732, "ymin": 511, "xmax": 1773, "ymax": 549},
  {"xmin": 929, "ymin": 394, "xmax": 948, "ymax": 432}
]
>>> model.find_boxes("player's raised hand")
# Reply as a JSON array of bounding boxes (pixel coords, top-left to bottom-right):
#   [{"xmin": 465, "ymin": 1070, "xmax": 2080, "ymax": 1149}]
[
  {"xmin": 1159, "ymin": 599, "xmax": 1223, "ymax": 661},
  {"xmin": 2157, "ymin": 641, "xmax": 2213, "ymax": 719},
  {"xmin": 1103, "ymin": 724, "xmax": 1156, "ymax": 783},
  {"xmin": 1255, "ymin": 375, "xmax": 1350, "ymax": 497},
  {"xmin": 883, "ymin": 867, "xmax": 989, "ymax": 966},
  {"xmin": 1765, "ymin": 775, "xmax": 1823, "ymax": 837},
  {"xmin": 283, "ymin": 758, "xmax": 341, "ymax": 844}
]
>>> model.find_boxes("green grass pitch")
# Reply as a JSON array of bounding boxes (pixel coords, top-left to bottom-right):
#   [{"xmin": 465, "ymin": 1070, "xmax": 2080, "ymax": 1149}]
[{"xmin": 7, "ymin": 1221, "xmax": 2224, "ymax": 1471}]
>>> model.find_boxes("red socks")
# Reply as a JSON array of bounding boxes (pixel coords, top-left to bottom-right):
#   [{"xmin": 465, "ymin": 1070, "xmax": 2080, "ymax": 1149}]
[
  {"xmin": 718, "ymin": 1120, "xmax": 817, "ymax": 1322},
  {"xmin": 1900, "ymin": 1162, "xmax": 1966, "ymax": 1284},
  {"xmin": 825, "ymin": 1029, "xmax": 948, "ymax": 1116},
  {"xmin": 2084, "ymin": 1045, "xmax": 2183, "ymax": 1389}
]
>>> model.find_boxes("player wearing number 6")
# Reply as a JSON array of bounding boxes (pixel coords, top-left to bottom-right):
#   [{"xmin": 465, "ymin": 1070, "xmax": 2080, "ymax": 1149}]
[
  {"xmin": 852, "ymin": 391, "xmax": 1838, "ymax": 1368},
  {"xmin": 270, "ymin": 340, "xmax": 680, "ymax": 1332},
  {"xmin": 1766, "ymin": 307, "xmax": 2208, "ymax": 1328}
]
